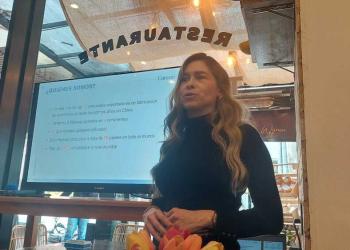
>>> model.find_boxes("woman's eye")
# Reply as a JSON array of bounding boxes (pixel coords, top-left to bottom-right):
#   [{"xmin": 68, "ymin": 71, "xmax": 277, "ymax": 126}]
[{"xmin": 181, "ymin": 76, "xmax": 189, "ymax": 82}]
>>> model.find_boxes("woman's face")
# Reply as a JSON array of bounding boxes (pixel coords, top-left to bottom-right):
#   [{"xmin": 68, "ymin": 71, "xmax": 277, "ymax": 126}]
[{"xmin": 179, "ymin": 60, "xmax": 221, "ymax": 118}]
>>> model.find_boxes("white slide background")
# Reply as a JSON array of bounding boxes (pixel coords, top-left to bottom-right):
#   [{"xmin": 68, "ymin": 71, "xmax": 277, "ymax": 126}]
[{"xmin": 27, "ymin": 68, "xmax": 179, "ymax": 184}]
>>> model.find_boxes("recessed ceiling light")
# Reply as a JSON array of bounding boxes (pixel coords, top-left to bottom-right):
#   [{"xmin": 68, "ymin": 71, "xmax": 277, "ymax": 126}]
[
  {"xmin": 227, "ymin": 56, "xmax": 236, "ymax": 67},
  {"xmin": 70, "ymin": 3, "xmax": 79, "ymax": 9},
  {"xmin": 150, "ymin": 23, "xmax": 159, "ymax": 30},
  {"xmin": 227, "ymin": 51, "xmax": 237, "ymax": 67},
  {"xmin": 140, "ymin": 61, "xmax": 146, "ymax": 65},
  {"xmin": 193, "ymin": 0, "xmax": 200, "ymax": 8},
  {"xmin": 126, "ymin": 51, "xmax": 131, "ymax": 56}
]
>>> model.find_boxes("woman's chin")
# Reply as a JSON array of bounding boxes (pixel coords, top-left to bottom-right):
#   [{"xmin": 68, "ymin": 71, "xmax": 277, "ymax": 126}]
[
  {"xmin": 183, "ymin": 105, "xmax": 200, "ymax": 113},
  {"xmin": 182, "ymin": 100, "xmax": 199, "ymax": 108}
]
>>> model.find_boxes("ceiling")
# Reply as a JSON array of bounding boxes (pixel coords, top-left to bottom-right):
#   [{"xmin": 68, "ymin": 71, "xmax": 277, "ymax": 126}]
[{"xmin": 0, "ymin": 0, "xmax": 294, "ymax": 86}]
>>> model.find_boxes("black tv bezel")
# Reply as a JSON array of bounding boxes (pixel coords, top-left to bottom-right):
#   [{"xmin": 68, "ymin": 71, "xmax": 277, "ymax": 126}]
[{"xmin": 21, "ymin": 66, "xmax": 180, "ymax": 194}]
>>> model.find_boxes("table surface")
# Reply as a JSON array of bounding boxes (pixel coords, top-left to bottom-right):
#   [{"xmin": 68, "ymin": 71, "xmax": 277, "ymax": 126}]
[{"xmin": 0, "ymin": 196, "xmax": 150, "ymax": 220}]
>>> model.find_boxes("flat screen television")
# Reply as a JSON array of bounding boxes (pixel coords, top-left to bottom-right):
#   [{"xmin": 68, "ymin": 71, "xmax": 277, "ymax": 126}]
[
  {"xmin": 21, "ymin": 67, "xmax": 179, "ymax": 194},
  {"xmin": 238, "ymin": 235, "xmax": 286, "ymax": 250}
]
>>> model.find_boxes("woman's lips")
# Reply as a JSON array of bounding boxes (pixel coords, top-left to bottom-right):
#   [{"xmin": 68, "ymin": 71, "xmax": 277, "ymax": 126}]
[{"xmin": 184, "ymin": 93, "xmax": 196, "ymax": 97}]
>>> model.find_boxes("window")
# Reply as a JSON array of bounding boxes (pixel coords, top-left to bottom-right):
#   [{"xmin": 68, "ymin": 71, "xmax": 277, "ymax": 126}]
[{"xmin": 0, "ymin": 0, "xmax": 13, "ymax": 79}]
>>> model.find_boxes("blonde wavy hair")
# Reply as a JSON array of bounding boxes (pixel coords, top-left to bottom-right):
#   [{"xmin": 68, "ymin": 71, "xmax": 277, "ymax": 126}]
[{"xmin": 159, "ymin": 53, "xmax": 249, "ymax": 191}]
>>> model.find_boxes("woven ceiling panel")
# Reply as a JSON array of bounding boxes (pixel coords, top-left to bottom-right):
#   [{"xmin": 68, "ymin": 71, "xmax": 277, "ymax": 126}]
[{"xmin": 60, "ymin": 0, "xmax": 248, "ymax": 64}]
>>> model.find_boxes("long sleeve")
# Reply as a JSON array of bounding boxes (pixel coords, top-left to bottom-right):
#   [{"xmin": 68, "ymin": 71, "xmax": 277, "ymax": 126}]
[{"xmin": 215, "ymin": 124, "xmax": 283, "ymax": 238}]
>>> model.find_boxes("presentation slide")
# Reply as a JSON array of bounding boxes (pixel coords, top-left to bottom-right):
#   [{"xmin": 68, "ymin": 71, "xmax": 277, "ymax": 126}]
[
  {"xmin": 238, "ymin": 240, "xmax": 261, "ymax": 250},
  {"xmin": 263, "ymin": 242, "xmax": 283, "ymax": 250},
  {"xmin": 27, "ymin": 68, "xmax": 179, "ymax": 184}
]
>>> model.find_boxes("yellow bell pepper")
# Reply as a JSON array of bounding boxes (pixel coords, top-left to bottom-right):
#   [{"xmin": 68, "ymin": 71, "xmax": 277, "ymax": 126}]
[
  {"xmin": 200, "ymin": 241, "xmax": 224, "ymax": 250},
  {"xmin": 126, "ymin": 229, "xmax": 155, "ymax": 250}
]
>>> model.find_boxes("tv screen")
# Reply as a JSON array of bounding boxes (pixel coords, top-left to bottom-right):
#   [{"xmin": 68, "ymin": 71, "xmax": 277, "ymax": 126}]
[
  {"xmin": 21, "ymin": 67, "xmax": 179, "ymax": 193},
  {"xmin": 238, "ymin": 235, "xmax": 286, "ymax": 250}
]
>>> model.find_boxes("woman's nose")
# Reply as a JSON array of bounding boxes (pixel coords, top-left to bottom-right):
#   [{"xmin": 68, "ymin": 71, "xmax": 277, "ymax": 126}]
[{"xmin": 185, "ymin": 77, "xmax": 195, "ymax": 89}]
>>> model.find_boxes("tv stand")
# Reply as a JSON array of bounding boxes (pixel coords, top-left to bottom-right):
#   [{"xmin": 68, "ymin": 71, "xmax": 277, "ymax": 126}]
[{"xmin": 0, "ymin": 189, "xmax": 48, "ymax": 197}]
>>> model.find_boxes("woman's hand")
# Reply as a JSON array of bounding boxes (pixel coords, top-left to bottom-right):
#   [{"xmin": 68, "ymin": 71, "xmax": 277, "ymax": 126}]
[
  {"xmin": 165, "ymin": 208, "xmax": 216, "ymax": 233},
  {"xmin": 143, "ymin": 206, "xmax": 173, "ymax": 241}
]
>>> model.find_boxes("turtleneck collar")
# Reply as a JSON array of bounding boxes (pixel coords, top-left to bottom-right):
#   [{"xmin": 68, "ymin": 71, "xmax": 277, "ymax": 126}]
[{"xmin": 184, "ymin": 114, "xmax": 212, "ymax": 131}]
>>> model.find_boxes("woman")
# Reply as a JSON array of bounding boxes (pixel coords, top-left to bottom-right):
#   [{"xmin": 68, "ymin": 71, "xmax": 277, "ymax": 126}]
[{"xmin": 143, "ymin": 53, "xmax": 283, "ymax": 249}]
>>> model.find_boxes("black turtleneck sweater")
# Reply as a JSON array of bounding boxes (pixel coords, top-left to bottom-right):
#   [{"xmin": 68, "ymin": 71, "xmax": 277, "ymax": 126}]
[{"xmin": 151, "ymin": 116, "xmax": 283, "ymax": 249}]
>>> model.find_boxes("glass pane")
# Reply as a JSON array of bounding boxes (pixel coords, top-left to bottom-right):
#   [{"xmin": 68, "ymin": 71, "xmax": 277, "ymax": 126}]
[
  {"xmin": 40, "ymin": 26, "xmax": 83, "ymax": 55},
  {"xmin": 36, "ymin": 0, "xmax": 132, "ymax": 82},
  {"xmin": 63, "ymin": 57, "xmax": 130, "ymax": 76},
  {"xmin": 43, "ymin": 0, "xmax": 66, "ymax": 24},
  {"xmin": 0, "ymin": 0, "xmax": 13, "ymax": 78},
  {"xmin": 265, "ymin": 141, "xmax": 298, "ymax": 173},
  {"xmin": 37, "ymin": 52, "xmax": 56, "ymax": 65},
  {"xmin": 0, "ymin": 0, "xmax": 13, "ymax": 11},
  {"xmin": 35, "ymin": 66, "xmax": 73, "ymax": 83}
]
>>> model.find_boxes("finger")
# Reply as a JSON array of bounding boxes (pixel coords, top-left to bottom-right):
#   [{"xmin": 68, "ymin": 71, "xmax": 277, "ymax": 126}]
[
  {"xmin": 156, "ymin": 211, "xmax": 173, "ymax": 228},
  {"xmin": 166, "ymin": 208, "xmax": 178, "ymax": 217},
  {"xmin": 166, "ymin": 210, "xmax": 173, "ymax": 217},
  {"xmin": 150, "ymin": 213, "xmax": 167, "ymax": 235},
  {"xmin": 146, "ymin": 224, "xmax": 161, "ymax": 241},
  {"xmin": 167, "ymin": 214, "xmax": 178, "ymax": 223},
  {"xmin": 145, "ymin": 221, "xmax": 161, "ymax": 242}
]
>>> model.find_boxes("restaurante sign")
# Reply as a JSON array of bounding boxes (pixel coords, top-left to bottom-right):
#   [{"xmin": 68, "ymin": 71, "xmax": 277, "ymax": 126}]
[{"xmin": 78, "ymin": 26, "xmax": 233, "ymax": 64}]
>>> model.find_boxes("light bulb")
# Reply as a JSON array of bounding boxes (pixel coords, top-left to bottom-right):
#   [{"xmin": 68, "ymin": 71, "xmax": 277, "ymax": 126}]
[
  {"xmin": 70, "ymin": 3, "xmax": 79, "ymax": 9},
  {"xmin": 193, "ymin": 0, "xmax": 200, "ymax": 8},
  {"xmin": 227, "ymin": 56, "xmax": 236, "ymax": 67}
]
